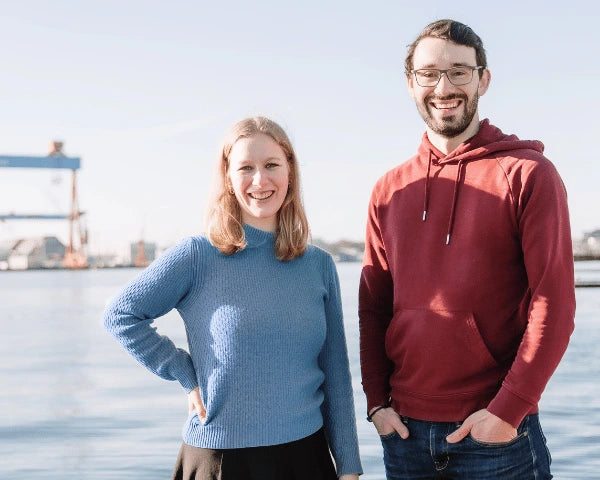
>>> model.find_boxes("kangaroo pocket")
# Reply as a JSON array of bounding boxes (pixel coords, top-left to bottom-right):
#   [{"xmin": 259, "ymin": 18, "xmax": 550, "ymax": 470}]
[{"xmin": 385, "ymin": 308, "xmax": 502, "ymax": 397}]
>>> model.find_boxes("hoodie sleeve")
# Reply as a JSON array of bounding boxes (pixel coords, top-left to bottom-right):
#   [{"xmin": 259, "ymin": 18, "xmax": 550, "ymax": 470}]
[
  {"xmin": 102, "ymin": 237, "xmax": 198, "ymax": 392},
  {"xmin": 487, "ymin": 157, "xmax": 576, "ymax": 427},
  {"xmin": 359, "ymin": 183, "xmax": 395, "ymax": 413}
]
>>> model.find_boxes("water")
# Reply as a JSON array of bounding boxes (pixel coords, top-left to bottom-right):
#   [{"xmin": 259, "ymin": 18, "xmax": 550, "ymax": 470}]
[{"xmin": 1, "ymin": 262, "xmax": 599, "ymax": 479}]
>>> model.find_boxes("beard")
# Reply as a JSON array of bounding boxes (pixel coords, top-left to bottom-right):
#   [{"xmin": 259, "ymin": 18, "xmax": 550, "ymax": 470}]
[{"xmin": 416, "ymin": 92, "xmax": 479, "ymax": 138}]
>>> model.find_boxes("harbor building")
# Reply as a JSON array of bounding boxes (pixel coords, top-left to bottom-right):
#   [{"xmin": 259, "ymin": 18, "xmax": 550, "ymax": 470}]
[{"xmin": 0, "ymin": 236, "xmax": 65, "ymax": 270}]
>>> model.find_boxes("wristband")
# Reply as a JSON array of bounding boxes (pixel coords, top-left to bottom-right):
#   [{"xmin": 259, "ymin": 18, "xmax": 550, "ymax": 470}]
[{"xmin": 366, "ymin": 405, "xmax": 387, "ymax": 422}]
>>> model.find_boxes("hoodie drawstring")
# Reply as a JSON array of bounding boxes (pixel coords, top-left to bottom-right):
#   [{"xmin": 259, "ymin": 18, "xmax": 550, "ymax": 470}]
[
  {"xmin": 422, "ymin": 151, "xmax": 433, "ymax": 222},
  {"xmin": 445, "ymin": 160, "xmax": 464, "ymax": 245},
  {"xmin": 422, "ymin": 153, "xmax": 465, "ymax": 245}
]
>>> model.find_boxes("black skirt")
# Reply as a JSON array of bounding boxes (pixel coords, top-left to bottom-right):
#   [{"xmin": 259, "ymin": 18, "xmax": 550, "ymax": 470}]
[{"xmin": 171, "ymin": 428, "xmax": 337, "ymax": 480}]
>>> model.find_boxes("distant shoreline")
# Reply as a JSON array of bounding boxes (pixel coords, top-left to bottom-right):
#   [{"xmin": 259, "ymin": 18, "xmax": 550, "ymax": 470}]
[
  {"xmin": 2, "ymin": 260, "xmax": 600, "ymax": 289},
  {"xmin": 1, "ymin": 257, "xmax": 600, "ymax": 273},
  {"xmin": 574, "ymin": 255, "xmax": 600, "ymax": 261}
]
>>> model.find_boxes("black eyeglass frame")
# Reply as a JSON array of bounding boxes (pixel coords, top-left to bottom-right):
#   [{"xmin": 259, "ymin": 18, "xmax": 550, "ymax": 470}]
[{"xmin": 410, "ymin": 66, "xmax": 484, "ymax": 87}]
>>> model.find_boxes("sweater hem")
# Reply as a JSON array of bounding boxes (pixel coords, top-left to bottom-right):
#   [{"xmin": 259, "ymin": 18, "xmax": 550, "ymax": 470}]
[{"xmin": 182, "ymin": 417, "xmax": 324, "ymax": 449}]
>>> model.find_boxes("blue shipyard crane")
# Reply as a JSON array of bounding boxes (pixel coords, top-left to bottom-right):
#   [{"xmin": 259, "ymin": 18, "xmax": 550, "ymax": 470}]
[{"xmin": 0, "ymin": 141, "xmax": 87, "ymax": 268}]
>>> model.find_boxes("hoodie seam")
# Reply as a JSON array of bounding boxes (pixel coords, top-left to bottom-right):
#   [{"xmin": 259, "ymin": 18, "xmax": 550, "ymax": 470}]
[{"xmin": 494, "ymin": 158, "xmax": 520, "ymax": 234}]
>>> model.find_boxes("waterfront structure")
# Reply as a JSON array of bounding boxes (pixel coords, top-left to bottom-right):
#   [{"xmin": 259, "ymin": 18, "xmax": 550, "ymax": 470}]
[
  {"xmin": 0, "ymin": 141, "xmax": 87, "ymax": 268},
  {"xmin": 130, "ymin": 241, "xmax": 156, "ymax": 267},
  {"xmin": 0, "ymin": 236, "xmax": 65, "ymax": 270},
  {"xmin": 312, "ymin": 239, "xmax": 365, "ymax": 262},
  {"xmin": 573, "ymin": 229, "xmax": 600, "ymax": 260},
  {"xmin": 583, "ymin": 230, "xmax": 600, "ymax": 257}
]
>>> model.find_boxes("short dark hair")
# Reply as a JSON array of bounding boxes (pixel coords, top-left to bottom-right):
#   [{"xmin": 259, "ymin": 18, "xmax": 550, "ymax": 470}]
[{"xmin": 405, "ymin": 19, "xmax": 487, "ymax": 77}]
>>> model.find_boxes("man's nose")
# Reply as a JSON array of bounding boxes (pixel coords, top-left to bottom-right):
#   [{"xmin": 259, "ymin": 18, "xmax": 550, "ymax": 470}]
[{"xmin": 434, "ymin": 72, "xmax": 455, "ymax": 94}]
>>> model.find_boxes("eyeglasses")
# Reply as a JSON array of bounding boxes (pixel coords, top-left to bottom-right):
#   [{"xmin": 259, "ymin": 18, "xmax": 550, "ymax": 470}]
[{"xmin": 411, "ymin": 66, "xmax": 484, "ymax": 87}]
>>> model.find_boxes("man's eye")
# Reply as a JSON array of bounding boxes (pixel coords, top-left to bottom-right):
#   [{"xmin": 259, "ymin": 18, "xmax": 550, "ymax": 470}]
[
  {"xmin": 419, "ymin": 71, "xmax": 436, "ymax": 78},
  {"xmin": 452, "ymin": 71, "xmax": 467, "ymax": 77}
]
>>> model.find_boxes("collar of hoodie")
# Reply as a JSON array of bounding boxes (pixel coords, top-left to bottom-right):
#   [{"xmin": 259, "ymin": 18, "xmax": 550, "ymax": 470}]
[{"xmin": 418, "ymin": 119, "xmax": 544, "ymax": 245}]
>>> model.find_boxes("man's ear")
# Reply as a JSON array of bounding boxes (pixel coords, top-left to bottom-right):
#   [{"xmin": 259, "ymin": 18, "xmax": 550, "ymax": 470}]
[
  {"xmin": 407, "ymin": 74, "xmax": 416, "ymax": 99},
  {"xmin": 478, "ymin": 69, "xmax": 491, "ymax": 96}
]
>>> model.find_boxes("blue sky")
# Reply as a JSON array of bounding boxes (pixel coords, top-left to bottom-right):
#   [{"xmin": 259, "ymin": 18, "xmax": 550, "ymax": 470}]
[{"xmin": 0, "ymin": 1, "xmax": 597, "ymax": 255}]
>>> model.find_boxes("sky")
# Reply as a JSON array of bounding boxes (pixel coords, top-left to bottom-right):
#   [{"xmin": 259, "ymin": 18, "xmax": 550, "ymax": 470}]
[{"xmin": 0, "ymin": 1, "xmax": 598, "ymax": 256}]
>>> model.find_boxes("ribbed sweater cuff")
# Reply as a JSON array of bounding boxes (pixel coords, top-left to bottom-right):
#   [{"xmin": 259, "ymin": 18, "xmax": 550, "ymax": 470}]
[
  {"xmin": 487, "ymin": 386, "xmax": 536, "ymax": 428},
  {"xmin": 336, "ymin": 457, "xmax": 364, "ymax": 477},
  {"xmin": 180, "ymin": 377, "xmax": 198, "ymax": 393},
  {"xmin": 177, "ymin": 357, "xmax": 199, "ymax": 393}
]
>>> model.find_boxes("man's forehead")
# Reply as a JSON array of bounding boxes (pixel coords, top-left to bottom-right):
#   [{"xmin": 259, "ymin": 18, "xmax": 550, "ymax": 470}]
[{"xmin": 412, "ymin": 37, "xmax": 477, "ymax": 68}]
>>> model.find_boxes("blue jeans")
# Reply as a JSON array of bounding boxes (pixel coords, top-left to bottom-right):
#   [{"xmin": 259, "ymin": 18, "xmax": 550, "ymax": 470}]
[{"xmin": 380, "ymin": 414, "xmax": 552, "ymax": 480}]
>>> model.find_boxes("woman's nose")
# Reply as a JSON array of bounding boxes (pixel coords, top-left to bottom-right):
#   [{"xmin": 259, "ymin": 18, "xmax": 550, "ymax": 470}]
[{"xmin": 252, "ymin": 169, "xmax": 264, "ymax": 185}]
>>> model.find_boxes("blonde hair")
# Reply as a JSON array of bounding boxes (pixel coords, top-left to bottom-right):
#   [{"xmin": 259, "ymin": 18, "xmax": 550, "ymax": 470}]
[{"xmin": 205, "ymin": 117, "xmax": 309, "ymax": 261}]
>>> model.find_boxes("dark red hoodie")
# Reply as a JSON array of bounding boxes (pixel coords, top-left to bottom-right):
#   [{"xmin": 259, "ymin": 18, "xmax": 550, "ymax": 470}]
[{"xmin": 359, "ymin": 120, "xmax": 575, "ymax": 428}]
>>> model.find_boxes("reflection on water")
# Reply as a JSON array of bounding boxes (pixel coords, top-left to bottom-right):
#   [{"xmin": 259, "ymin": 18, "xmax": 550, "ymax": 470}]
[{"xmin": 0, "ymin": 264, "xmax": 598, "ymax": 479}]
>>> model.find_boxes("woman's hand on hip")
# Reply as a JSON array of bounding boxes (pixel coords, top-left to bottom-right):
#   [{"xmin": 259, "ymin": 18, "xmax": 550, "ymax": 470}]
[{"xmin": 187, "ymin": 387, "xmax": 206, "ymax": 422}]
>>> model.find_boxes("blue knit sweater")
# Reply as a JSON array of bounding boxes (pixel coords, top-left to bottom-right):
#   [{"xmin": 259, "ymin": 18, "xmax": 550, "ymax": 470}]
[{"xmin": 103, "ymin": 225, "xmax": 362, "ymax": 476}]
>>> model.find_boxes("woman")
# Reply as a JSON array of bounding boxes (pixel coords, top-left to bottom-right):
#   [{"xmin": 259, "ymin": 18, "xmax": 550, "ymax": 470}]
[{"xmin": 103, "ymin": 117, "xmax": 362, "ymax": 479}]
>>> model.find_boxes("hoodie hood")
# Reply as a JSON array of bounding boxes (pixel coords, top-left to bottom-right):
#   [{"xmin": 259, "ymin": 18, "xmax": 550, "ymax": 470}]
[{"xmin": 418, "ymin": 119, "xmax": 545, "ymax": 244}]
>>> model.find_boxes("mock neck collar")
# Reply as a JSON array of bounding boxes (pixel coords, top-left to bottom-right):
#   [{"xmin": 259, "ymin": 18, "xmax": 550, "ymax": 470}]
[{"xmin": 243, "ymin": 224, "xmax": 275, "ymax": 248}]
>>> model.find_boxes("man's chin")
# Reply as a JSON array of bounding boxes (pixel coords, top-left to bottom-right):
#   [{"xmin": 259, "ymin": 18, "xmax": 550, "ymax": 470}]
[
  {"xmin": 426, "ymin": 118, "xmax": 468, "ymax": 138},
  {"xmin": 437, "ymin": 127, "xmax": 470, "ymax": 138}
]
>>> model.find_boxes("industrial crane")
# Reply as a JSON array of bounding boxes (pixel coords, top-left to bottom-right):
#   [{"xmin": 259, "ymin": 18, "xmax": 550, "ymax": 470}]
[{"xmin": 0, "ymin": 141, "xmax": 87, "ymax": 268}]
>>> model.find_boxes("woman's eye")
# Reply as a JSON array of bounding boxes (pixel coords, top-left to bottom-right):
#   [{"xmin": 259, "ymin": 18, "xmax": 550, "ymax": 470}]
[{"xmin": 266, "ymin": 163, "xmax": 279, "ymax": 168}]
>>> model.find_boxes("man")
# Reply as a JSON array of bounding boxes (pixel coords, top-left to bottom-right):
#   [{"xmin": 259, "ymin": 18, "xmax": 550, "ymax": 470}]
[{"xmin": 359, "ymin": 19, "xmax": 575, "ymax": 479}]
